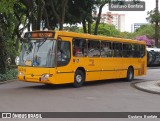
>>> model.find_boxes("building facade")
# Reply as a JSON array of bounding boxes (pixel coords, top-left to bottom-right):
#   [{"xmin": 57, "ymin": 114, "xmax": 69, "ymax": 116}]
[{"xmin": 94, "ymin": 12, "xmax": 125, "ymax": 32}]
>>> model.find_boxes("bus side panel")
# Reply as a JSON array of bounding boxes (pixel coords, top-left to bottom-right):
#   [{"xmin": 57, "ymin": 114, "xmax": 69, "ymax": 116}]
[
  {"xmin": 121, "ymin": 58, "xmax": 131, "ymax": 78},
  {"xmin": 55, "ymin": 72, "xmax": 74, "ymax": 84},
  {"xmin": 100, "ymin": 58, "xmax": 118, "ymax": 80},
  {"xmin": 117, "ymin": 58, "xmax": 128, "ymax": 78},
  {"xmin": 122, "ymin": 57, "xmax": 147, "ymax": 78},
  {"xmin": 85, "ymin": 58, "xmax": 101, "ymax": 81}
]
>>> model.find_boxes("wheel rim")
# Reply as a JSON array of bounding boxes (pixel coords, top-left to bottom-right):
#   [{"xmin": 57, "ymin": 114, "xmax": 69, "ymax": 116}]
[{"xmin": 76, "ymin": 74, "xmax": 82, "ymax": 83}]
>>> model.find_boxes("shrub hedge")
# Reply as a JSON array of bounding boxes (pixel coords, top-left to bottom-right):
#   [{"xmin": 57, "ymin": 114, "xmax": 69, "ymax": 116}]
[{"xmin": 0, "ymin": 69, "xmax": 18, "ymax": 81}]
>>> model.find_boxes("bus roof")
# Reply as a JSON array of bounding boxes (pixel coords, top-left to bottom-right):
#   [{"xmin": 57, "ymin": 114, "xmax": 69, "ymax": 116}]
[
  {"xmin": 55, "ymin": 31, "xmax": 146, "ymax": 45},
  {"xmin": 26, "ymin": 30, "xmax": 146, "ymax": 45}
]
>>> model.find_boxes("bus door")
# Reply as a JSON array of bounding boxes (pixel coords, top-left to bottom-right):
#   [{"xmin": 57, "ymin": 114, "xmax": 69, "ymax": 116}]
[{"xmin": 55, "ymin": 37, "xmax": 74, "ymax": 84}]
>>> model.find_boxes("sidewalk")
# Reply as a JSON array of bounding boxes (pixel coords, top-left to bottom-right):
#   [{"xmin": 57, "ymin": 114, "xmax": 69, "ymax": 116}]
[
  {"xmin": 0, "ymin": 79, "xmax": 16, "ymax": 85},
  {"xmin": 133, "ymin": 80, "xmax": 160, "ymax": 94}
]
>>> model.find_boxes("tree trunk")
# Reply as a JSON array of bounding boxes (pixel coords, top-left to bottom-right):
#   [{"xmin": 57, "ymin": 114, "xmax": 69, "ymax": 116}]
[
  {"xmin": 37, "ymin": 0, "xmax": 45, "ymax": 30},
  {"xmin": 43, "ymin": 7, "xmax": 51, "ymax": 30},
  {"xmin": 88, "ymin": 20, "xmax": 91, "ymax": 34},
  {"xmin": 155, "ymin": 0, "xmax": 159, "ymax": 47},
  {"xmin": 0, "ymin": 40, "xmax": 7, "ymax": 74},
  {"xmin": 94, "ymin": 4, "xmax": 105, "ymax": 35},
  {"xmin": 50, "ymin": 0, "xmax": 68, "ymax": 30},
  {"xmin": 82, "ymin": 19, "xmax": 87, "ymax": 33},
  {"xmin": 59, "ymin": 0, "xmax": 68, "ymax": 30}
]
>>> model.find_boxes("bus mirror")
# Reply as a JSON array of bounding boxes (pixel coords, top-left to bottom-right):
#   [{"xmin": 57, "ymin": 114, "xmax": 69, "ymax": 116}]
[
  {"xmin": 57, "ymin": 37, "xmax": 62, "ymax": 41},
  {"xmin": 15, "ymin": 56, "xmax": 19, "ymax": 65}
]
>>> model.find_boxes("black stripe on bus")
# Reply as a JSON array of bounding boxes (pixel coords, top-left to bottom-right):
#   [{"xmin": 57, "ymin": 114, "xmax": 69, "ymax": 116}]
[{"xmin": 57, "ymin": 68, "xmax": 141, "ymax": 74}]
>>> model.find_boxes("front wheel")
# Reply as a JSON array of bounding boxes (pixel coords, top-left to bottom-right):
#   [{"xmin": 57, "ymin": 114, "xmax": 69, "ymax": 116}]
[
  {"xmin": 126, "ymin": 67, "xmax": 134, "ymax": 82},
  {"xmin": 74, "ymin": 70, "xmax": 85, "ymax": 88}
]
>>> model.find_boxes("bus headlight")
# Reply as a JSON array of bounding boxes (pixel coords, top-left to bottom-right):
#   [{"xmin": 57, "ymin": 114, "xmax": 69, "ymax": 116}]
[
  {"xmin": 18, "ymin": 72, "xmax": 24, "ymax": 76},
  {"xmin": 41, "ymin": 74, "xmax": 52, "ymax": 81}
]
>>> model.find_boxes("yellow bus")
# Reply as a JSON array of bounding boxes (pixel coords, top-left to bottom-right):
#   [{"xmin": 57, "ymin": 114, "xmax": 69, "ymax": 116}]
[{"xmin": 18, "ymin": 31, "xmax": 147, "ymax": 87}]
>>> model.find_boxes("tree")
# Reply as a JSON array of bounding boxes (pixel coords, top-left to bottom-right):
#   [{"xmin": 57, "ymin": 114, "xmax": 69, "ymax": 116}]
[
  {"xmin": 0, "ymin": 0, "xmax": 27, "ymax": 74},
  {"xmin": 49, "ymin": 0, "xmax": 68, "ymax": 30},
  {"xmin": 136, "ymin": 35, "xmax": 155, "ymax": 47},
  {"xmin": 135, "ymin": 25, "xmax": 155, "ymax": 38},
  {"xmin": 0, "ymin": 0, "xmax": 17, "ymax": 74},
  {"xmin": 91, "ymin": 23, "xmax": 120, "ymax": 36},
  {"xmin": 147, "ymin": 0, "xmax": 160, "ymax": 47},
  {"xmin": 116, "ymin": 32, "xmax": 135, "ymax": 39},
  {"xmin": 155, "ymin": 0, "xmax": 159, "ymax": 47},
  {"xmin": 94, "ymin": 0, "xmax": 109, "ymax": 35}
]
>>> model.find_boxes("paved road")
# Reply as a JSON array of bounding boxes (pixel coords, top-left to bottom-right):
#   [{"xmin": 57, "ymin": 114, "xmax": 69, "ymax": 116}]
[{"xmin": 0, "ymin": 68, "xmax": 160, "ymax": 120}]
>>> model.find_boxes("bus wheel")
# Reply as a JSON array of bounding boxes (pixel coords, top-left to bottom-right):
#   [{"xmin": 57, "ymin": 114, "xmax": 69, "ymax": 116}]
[
  {"xmin": 126, "ymin": 67, "xmax": 134, "ymax": 82},
  {"xmin": 74, "ymin": 70, "xmax": 85, "ymax": 88}
]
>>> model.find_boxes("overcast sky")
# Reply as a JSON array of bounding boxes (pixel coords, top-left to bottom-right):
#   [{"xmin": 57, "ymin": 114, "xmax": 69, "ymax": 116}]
[{"xmin": 102, "ymin": 0, "xmax": 160, "ymax": 32}]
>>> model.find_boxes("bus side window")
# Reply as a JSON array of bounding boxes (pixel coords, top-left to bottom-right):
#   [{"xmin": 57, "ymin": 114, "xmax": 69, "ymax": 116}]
[
  {"xmin": 133, "ymin": 44, "xmax": 140, "ymax": 58},
  {"xmin": 113, "ymin": 42, "xmax": 122, "ymax": 57},
  {"xmin": 101, "ymin": 41, "xmax": 112, "ymax": 57},
  {"xmin": 140, "ymin": 45, "xmax": 145, "ymax": 57},
  {"xmin": 73, "ymin": 38, "xmax": 87, "ymax": 57},
  {"xmin": 88, "ymin": 40, "xmax": 100, "ymax": 57},
  {"xmin": 57, "ymin": 41, "xmax": 71, "ymax": 67},
  {"xmin": 123, "ymin": 43, "xmax": 132, "ymax": 57}
]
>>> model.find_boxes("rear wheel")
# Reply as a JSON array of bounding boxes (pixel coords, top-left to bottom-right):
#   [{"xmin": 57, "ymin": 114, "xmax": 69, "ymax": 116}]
[
  {"xmin": 126, "ymin": 67, "xmax": 134, "ymax": 82},
  {"xmin": 74, "ymin": 70, "xmax": 85, "ymax": 88}
]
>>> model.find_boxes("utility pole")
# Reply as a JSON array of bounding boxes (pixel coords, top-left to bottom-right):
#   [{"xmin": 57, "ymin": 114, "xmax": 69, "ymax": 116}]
[{"xmin": 155, "ymin": 0, "xmax": 159, "ymax": 47}]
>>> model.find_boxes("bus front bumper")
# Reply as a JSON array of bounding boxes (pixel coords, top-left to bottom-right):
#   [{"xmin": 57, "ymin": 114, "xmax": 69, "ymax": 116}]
[{"xmin": 18, "ymin": 73, "xmax": 55, "ymax": 84}]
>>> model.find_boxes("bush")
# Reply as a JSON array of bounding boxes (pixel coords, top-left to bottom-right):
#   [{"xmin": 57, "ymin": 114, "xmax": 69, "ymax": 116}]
[{"xmin": 0, "ymin": 69, "xmax": 18, "ymax": 81}]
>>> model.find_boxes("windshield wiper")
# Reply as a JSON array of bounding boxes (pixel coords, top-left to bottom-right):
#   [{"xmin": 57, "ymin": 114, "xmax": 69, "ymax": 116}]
[{"xmin": 36, "ymin": 40, "xmax": 46, "ymax": 52}]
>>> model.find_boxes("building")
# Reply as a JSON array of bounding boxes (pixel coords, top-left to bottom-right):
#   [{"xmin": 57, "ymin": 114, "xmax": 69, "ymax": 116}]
[{"xmin": 93, "ymin": 12, "xmax": 125, "ymax": 32}]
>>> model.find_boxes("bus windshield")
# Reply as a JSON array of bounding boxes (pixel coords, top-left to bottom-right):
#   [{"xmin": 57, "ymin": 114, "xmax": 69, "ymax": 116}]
[{"xmin": 19, "ymin": 39, "xmax": 56, "ymax": 67}]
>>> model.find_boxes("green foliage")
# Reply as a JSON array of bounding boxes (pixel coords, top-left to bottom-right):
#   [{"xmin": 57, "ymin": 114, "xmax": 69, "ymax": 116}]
[
  {"xmin": 116, "ymin": 24, "xmax": 156, "ymax": 40},
  {"xmin": 147, "ymin": 9, "xmax": 160, "ymax": 24},
  {"xmin": 63, "ymin": 25, "xmax": 80, "ymax": 32},
  {"xmin": 91, "ymin": 23, "xmax": 120, "ymax": 36},
  {"xmin": 134, "ymin": 24, "xmax": 155, "ymax": 39},
  {"xmin": 0, "ymin": 69, "xmax": 17, "ymax": 81},
  {"xmin": 0, "ymin": 0, "xmax": 17, "ymax": 13},
  {"xmin": 115, "ymin": 32, "xmax": 135, "ymax": 39},
  {"xmin": 5, "ymin": 39, "xmax": 19, "ymax": 64},
  {"xmin": 0, "ymin": 0, "xmax": 26, "ymax": 74},
  {"xmin": 74, "ymin": 23, "xmax": 120, "ymax": 37}
]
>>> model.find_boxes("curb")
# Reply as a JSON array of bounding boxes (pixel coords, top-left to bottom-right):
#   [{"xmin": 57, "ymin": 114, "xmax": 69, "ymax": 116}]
[
  {"xmin": 0, "ymin": 79, "xmax": 16, "ymax": 85},
  {"xmin": 131, "ymin": 81, "xmax": 160, "ymax": 95}
]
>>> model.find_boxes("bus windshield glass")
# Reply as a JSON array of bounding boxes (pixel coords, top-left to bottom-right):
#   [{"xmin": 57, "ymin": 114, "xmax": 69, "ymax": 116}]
[{"xmin": 19, "ymin": 39, "xmax": 56, "ymax": 67}]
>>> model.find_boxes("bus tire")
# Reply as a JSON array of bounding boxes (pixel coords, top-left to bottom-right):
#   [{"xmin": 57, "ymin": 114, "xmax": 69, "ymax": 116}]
[
  {"xmin": 74, "ymin": 70, "xmax": 85, "ymax": 88},
  {"xmin": 126, "ymin": 67, "xmax": 134, "ymax": 82}
]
